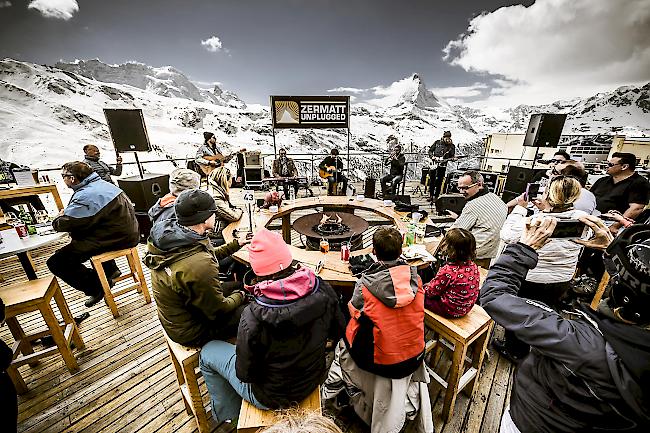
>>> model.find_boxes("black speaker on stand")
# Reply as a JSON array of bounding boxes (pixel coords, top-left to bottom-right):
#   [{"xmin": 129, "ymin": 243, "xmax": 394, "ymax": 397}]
[{"xmin": 118, "ymin": 174, "xmax": 170, "ymax": 212}]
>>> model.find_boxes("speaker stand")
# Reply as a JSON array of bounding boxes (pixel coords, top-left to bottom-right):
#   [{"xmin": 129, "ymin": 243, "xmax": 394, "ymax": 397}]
[{"xmin": 133, "ymin": 152, "xmax": 145, "ymax": 179}]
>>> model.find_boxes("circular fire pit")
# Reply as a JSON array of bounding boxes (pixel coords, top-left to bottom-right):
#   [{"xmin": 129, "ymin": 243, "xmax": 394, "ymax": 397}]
[{"xmin": 293, "ymin": 212, "xmax": 369, "ymax": 251}]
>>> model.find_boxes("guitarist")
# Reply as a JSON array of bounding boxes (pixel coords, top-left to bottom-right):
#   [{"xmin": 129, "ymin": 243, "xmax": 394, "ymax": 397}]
[
  {"xmin": 428, "ymin": 130, "xmax": 456, "ymax": 202},
  {"xmin": 195, "ymin": 132, "xmax": 244, "ymax": 175},
  {"xmin": 319, "ymin": 148, "xmax": 347, "ymax": 196}
]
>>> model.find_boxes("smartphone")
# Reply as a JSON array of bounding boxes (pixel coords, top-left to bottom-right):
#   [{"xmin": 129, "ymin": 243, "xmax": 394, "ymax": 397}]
[
  {"xmin": 525, "ymin": 183, "xmax": 540, "ymax": 201},
  {"xmin": 550, "ymin": 219, "xmax": 588, "ymax": 239}
]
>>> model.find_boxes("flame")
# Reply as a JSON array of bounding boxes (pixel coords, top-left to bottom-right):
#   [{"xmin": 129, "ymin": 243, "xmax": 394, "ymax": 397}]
[
  {"xmin": 335, "ymin": 214, "xmax": 342, "ymax": 224},
  {"xmin": 320, "ymin": 214, "xmax": 329, "ymax": 225}
]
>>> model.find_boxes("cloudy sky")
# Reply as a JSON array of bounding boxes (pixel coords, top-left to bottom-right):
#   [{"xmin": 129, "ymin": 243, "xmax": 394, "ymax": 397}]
[{"xmin": 1, "ymin": 0, "xmax": 649, "ymax": 107}]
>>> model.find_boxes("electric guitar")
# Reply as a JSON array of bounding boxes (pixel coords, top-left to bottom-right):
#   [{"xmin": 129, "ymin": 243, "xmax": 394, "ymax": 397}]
[{"xmin": 429, "ymin": 155, "xmax": 469, "ymax": 169}]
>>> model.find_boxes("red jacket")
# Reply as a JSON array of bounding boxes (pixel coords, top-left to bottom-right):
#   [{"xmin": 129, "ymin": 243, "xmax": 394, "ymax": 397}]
[
  {"xmin": 424, "ymin": 261, "xmax": 480, "ymax": 317},
  {"xmin": 345, "ymin": 260, "xmax": 425, "ymax": 379}
]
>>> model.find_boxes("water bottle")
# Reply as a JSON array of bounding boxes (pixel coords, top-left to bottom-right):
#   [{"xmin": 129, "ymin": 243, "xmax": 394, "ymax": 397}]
[{"xmin": 289, "ymin": 187, "xmax": 296, "ymax": 203}]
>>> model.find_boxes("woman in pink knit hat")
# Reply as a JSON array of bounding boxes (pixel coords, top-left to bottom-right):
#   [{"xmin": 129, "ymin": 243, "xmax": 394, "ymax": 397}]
[{"xmin": 200, "ymin": 229, "xmax": 345, "ymax": 423}]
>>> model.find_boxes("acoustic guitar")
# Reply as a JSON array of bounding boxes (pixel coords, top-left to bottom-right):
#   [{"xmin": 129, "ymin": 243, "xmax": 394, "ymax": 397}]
[
  {"xmin": 319, "ymin": 166, "xmax": 338, "ymax": 179},
  {"xmin": 197, "ymin": 148, "xmax": 246, "ymax": 175}
]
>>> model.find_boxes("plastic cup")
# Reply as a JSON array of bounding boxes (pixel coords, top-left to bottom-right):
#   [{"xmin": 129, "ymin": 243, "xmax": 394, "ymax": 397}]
[
  {"xmin": 412, "ymin": 212, "xmax": 422, "ymax": 223},
  {"xmin": 269, "ymin": 205, "xmax": 279, "ymax": 213},
  {"xmin": 356, "ymin": 195, "xmax": 365, "ymax": 201}
]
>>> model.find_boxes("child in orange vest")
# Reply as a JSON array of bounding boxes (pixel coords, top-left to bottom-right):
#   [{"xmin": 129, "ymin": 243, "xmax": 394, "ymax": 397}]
[{"xmin": 424, "ymin": 228, "xmax": 480, "ymax": 318}]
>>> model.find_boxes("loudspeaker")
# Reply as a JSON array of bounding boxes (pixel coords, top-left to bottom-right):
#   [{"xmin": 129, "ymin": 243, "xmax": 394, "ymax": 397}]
[
  {"xmin": 243, "ymin": 151, "xmax": 261, "ymax": 167},
  {"xmin": 103, "ymin": 109, "xmax": 152, "ymax": 152},
  {"xmin": 118, "ymin": 174, "xmax": 170, "ymax": 212},
  {"xmin": 435, "ymin": 194, "xmax": 466, "ymax": 216},
  {"xmin": 244, "ymin": 167, "xmax": 263, "ymax": 182},
  {"xmin": 389, "ymin": 194, "xmax": 411, "ymax": 205},
  {"xmin": 504, "ymin": 167, "xmax": 546, "ymax": 194},
  {"xmin": 364, "ymin": 178, "xmax": 376, "ymax": 198},
  {"xmin": 523, "ymin": 113, "xmax": 567, "ymax": 148}
]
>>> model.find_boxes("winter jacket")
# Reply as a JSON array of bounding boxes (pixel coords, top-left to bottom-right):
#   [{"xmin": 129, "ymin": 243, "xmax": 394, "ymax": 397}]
[
  {"xmin": 480, "ymin": 243, "xmax": 650, "ymax": 432},
  {"xmin": 500, "ymin": 206, "xmax": 586, "ymax": 283},
  {"xmin": 206, "ymin": 182, "xmax": 243, "ymax": 234},
  {"xmin": 144, "ymin": 219, "xmax": 244, "ymax": 347},
  {"xmin": 148, "ymin": 193, "xmax": 177, "ymax": 224},
  {"xmin": 345, "ymin": 260, "xmax": 425, "ymax": 379},
  {"xmin": 428, "ymin": 140, "xmax": 455, "ymax": 166},
  {"xmin": 195, "ymin": 143, "xmax": 223, "ymax": 166},
  {"xmin": 83, "ymin": 155, "xmax": 122, "ymax": 184},
  {"xmin": 424, "ymin": 261, "xmax": 480, "ymax": 318},
  {"xmin": 236, "ymin": 266, "xmax": 345, "ymax": 409},
  {"xmin": 52, "ymin": 172, "xmax": 139, "ymax": 255},
  {"xmin": 452, "ymin": 189, "xmax": 507, "ymax": 259},
  {"xmin": 272, "ymin": 157, "xmax": 298, "ymax": 178},
  {"xmin": 385, "ymin": 154, "xmax": 406, "ymax": 176}
]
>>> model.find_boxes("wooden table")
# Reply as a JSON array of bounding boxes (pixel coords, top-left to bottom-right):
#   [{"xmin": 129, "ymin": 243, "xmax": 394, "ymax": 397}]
[
  {"xmin": 223, "ymin": 196, "xmax": 440, "ymax": 286},
  {"xmin": 0, "ymin": 183, "xmax": 64, "ymax": 216},
  {"xmin": 0, "ymin": 227, "xmax": 68, "ymax": 280}
]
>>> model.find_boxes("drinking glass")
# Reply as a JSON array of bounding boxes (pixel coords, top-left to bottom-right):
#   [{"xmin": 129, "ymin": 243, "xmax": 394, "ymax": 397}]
[{"xmin": 35, "ymin": 210, "xmax": 50, "ymax": 224}]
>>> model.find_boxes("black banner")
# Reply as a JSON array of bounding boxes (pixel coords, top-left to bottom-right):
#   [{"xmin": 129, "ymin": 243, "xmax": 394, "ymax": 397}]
[{"xmin": 271, "ymin": 96, "xmax": 350, "ymax": 129}]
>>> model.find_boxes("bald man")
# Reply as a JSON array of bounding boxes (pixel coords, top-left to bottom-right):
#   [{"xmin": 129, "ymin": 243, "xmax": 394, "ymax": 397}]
[{"xmin": 83, "ymin": 144, "xmax": 123, "ymax": 184}]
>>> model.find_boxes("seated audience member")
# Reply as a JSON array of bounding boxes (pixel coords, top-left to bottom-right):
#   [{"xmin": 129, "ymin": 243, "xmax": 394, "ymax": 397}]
[
  {"xmin": 424, "ymin": 228, "xmax": 480, "ymax": 318},
  {"xmin": 590, "ymin": 152, "xmax": 650, "ymax": 232},
  {"xmin": 83, "ymin": 144, "xmax": 123, "ymax": 184},
  {"xmin": 148, "ymin": 168, "xmax": 200, "ymax": 224},
  {"xmin": 322, "ymin": 227, "xmax": 433, "ymax": 433},
  {"xmin": 47, "ymin": 162, "xmax": 139, "ymax": 307},
  {"xmin": 497, "ymin": 176, "xmax": 587, "ymax": 362},
  {"xmin": 481, "ymin": 215, "xmax": 650, "ymax": 432},
  {"xmin": 144, "ymin": 189, "xmax": 248, "ymax": 347},
  {"xmin": 199, "ymin": 228, "xmax": 344, "ymax": 422},
  {"xmin": 448, "ymin": 170, "xmax": 507, "ymax": 268},
  {"xmin": 381, "ymin": 138, "xmax": 406, "ymax": 197},
  {"xmin": 319, "ymin": 148, "xmax": 347, "ymax": 196},
  {"xmin": 1, "ymin": 297, "xmax": 18, "ymax": 433},
  {"xmin": 207, "ymin": 166, "xmax": 243, "ymax": 244},
  {"xmin": 272, "ymin": 147, "xmax": 299, "ymax": 199},
  {"xmin": 259, "ymin": 411, "xmax": 343, "ymax": 433},
  {"xmin": 0, "ymin": 157, "xmax": 46, "ymax": 215},
  {"xmin": 554, "ymin": 160, "xmax": 596, "ymax": 214},
  {"xmin": 530, "ymin": 150, "xmax": 571, "ymax": 185}
]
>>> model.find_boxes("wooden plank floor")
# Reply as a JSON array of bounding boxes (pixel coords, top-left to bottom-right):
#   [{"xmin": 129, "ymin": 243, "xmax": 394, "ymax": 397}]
[{"xmin": 1, "ymin": 181, "xmax": 515, "ymax": 433}]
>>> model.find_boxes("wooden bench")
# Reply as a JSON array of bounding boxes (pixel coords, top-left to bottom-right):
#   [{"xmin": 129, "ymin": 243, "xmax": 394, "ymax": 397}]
[
  {"xmin": 91, "ymin": 246, "xmax": 151, "ymax": 318},
  {"xmin": 237, "ymin": 386, "xmax": 322, "ymax": 433},
  {"xmin": 425, "ymin": 304, "xmax": 494, "ymax": 423},
  {"xmin": 2, "ymin": 276, "xmax": 85, "ymax": 394},
  {"xmin": 163, "ymin": 330, "xmax": 210, "ymax": 433}
]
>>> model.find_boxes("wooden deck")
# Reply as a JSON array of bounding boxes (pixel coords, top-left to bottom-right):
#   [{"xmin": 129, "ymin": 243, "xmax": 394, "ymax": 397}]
[{"xmin": 1, "ymin": 181, "xmax": 515, "ymax": 433}]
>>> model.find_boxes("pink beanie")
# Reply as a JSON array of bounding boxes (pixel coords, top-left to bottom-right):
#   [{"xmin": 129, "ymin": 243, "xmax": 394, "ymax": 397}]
[{"xmin": 247, "ymin": 229, "xmax": 293, "ymax": 276}]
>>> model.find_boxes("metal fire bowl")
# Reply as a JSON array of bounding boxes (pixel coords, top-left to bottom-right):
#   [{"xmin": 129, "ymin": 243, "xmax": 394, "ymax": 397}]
[{"xmin": 294, "ymin": 212, "xmax": 369, "ymax": 251}]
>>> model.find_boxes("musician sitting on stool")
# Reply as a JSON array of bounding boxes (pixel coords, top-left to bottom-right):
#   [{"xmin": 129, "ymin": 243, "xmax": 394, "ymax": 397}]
[
  {"xmin": 381, "ymin": 139, "xmax": 406, "ymax": 198},
  {"xmin": 272, "ymin": 148, "xmax": 299, "ymax": 199},
  {"xmin": 319, "ymin": 148, "xmax": 347, "ymax": 196},
  {"xmin": 195, "ymin": 132, "xmax": 244, "ymax": 176},
  {"xmin": 428, "ymin": 130, "xmax": 455, "ymax": 202}
]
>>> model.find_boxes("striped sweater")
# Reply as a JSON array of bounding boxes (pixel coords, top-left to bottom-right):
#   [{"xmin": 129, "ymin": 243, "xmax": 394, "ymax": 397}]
[{"xmin": 451, "ymin": 190, "xmax": 507, "ymax": 259}]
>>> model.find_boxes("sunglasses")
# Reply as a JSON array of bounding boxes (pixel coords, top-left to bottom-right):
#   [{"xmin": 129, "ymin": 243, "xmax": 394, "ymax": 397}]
[
  {"xmin": 550, "ymin": 159, "xmax": 564, "ymax": 164},
  {"xmin": 607, "ymin": 162, "xmax": 621, "ymax": 167},
  {"xmin": 61, "ymin": 174, "xmax": 74, "ymax": 179},
  {"xmin": 457, "ymin": 182, "xmax": 478, "ymax": 191}
]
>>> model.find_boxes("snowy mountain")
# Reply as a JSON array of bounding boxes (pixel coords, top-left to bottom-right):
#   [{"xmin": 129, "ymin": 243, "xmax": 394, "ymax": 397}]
[{"xmin": 0, "ymin": 58, "xmax": 648, "ymax": 182}]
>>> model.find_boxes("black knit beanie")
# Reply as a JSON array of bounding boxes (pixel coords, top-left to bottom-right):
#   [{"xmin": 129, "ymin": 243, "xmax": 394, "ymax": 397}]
[{"xmin": 174, "ymin": 189, "xmax": 217, "ymax": 226}]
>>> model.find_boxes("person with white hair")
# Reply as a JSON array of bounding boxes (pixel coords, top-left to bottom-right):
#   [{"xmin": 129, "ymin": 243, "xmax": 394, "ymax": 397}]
[{"xmin": 148, "ymin": 168, "xmax": 201, "ymax": 224}]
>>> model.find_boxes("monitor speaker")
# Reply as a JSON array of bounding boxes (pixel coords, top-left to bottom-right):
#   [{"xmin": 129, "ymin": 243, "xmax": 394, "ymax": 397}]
[
  {"xmin": 118, "ymin": 174, "xmax": 170, "ymax": 212},
  {"xmin": 389, "ymin": 194, "xmax": 411, "ymax": 205},
  {"xmin": 244, "ymin": 167, "xmax": 263, "ymax": 182},
  {"xmin": 435, "ymin": 194, "xmax": 466, "ymax": 216},
  {"xmin": 103, "ymin": 109, "xmax": 152, "ymax": 152},
  {"xmin": 504, "ymin": 167, "xmax": 546, "ymax": 194},
  {"xmin": 523, "ymin": 113, "xmax": 567, "ymax": 148},
  {"xmin": 364, "ymin": 178, "xmax": 376, "ymax": 198}
]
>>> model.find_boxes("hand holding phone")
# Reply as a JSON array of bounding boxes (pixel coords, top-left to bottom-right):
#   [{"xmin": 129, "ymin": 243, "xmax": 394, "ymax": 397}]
[{"xmin": 550, "ymin": 219, "xmax": 588, "ymax": 239}]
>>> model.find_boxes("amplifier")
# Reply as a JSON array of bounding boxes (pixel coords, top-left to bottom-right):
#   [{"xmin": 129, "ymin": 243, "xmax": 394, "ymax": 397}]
[
  {"xmin": 118, "ymin": 174, "xmax": 170, "ymax": 212},
  {"xmin": 243, "ymin": 151, "xmax": 261, "ymax": 167},
  {"xmin": 435, "ymin": 194, "xmax": 466, "ymax": 216}
]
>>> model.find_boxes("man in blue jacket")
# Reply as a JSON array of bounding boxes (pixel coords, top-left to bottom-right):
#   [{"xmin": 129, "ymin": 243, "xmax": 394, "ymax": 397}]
[
  {"xmin": 47, "ymin": 161, "xmax": 139, "ymax": 307},
  {"xmin": 480, "ymin": 215, "xmax": 649, "ymax": 432}
]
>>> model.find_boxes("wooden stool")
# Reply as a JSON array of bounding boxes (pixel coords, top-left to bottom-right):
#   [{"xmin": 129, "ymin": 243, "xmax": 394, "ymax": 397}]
[
  {"xmin": 590, "ymin": 271, "xmax": 610, "ymax": 310},
  {"xmin": 3, "ymin": 276, "xmax": 85, "ymax": 394},
  {"xmin": 425, "ymin": 305, "xmax": 494, "ymax": 423},
  {"xmin": 91, "ymin": 246, "xmax": 151, "ymax": 318},
  {"xmin": 237, "ymin": 386, "xmax": 322, "ymax": 433},
  {"xmin": 163, "ymin": 330, "xmax": 210, "ymax": 433}
]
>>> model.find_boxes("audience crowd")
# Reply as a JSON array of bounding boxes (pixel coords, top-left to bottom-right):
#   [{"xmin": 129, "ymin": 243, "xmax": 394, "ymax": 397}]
[{"xmin": 1, "ymin": 144, "xmax": 649, "ymax": 433}]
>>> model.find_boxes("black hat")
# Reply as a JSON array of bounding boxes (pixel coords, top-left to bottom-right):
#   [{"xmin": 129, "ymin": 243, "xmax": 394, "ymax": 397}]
[
  {"xmin": 443, "ymin": 131, "xmax": 452, "ymax": 138},
  {"xmin": 174, "ymin": 189, "xmax": 217, "ymax": 226},
  {"xmin": 203, "ymin": 131, "xmax": 215, "ymax": 142}
]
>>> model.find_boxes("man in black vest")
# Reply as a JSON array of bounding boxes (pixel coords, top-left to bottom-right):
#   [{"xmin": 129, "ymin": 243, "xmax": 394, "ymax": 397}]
[{"xmin": 83, "ymin": 144, "xmax": 123, "ymax": 184}]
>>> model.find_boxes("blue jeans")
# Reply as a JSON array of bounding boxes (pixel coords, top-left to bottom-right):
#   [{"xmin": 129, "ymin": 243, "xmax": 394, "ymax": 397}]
[{"xmin": 200, "ymin": 340, "xmax": 268, "ymax": 422}]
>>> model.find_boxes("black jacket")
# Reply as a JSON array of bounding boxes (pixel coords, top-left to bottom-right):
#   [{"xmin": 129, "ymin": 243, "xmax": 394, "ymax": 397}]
[
  {"xmin": 235, "ymin": 268, "xmax": 345, "ymax": 409},
  {"xmin": 480, "ymin": 243, "xmax": 650, "ymax": 432},
  {"xmin": 385, "ymin": 154, "xmax": 406, "ymax": 176},
  {"xmin": 53, "ymin": 173, "xmax": 139, "ymax": 255}
]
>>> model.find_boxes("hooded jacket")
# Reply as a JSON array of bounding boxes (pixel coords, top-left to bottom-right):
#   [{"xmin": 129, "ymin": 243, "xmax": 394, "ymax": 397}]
[
  {"xmin": 236, "ymin": 266, "xmax": 345, "ymax": 409},
  {"xmin": 345, "ymin": 260, "xmax": 425, "ymax": 379},
  {"xmin": 147, "ymin": 193, "xmax": 177, "ymax": 224},
  {"xmin": 144, "ymin": 219, "xmax": 244, "ymax": 347},
  {"xmin": 52, "ymin": 172, "xmax": 139, "ymax": 255},
  {"xmin": 480, "ymin": 243, "xmax": 650, "ymax": 432}
]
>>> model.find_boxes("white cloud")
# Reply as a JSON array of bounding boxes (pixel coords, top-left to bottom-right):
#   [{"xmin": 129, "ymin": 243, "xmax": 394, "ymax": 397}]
[
  {"xmin": 326, "ymin": 87, "xmax": 364, "ymax": 94},
  {"xmin": 431, "ymin": 83, "xmax": 488, "ymax": 99},
  {"xmin": 0, "ymin": 1, "xmax": 12, "ymax": 8},
  {"xmin": 28, "ymin": 0, "xmax": 78, "ymax": 20},
  {"xmin": 201, "ymin": 36, "xmax": 225, "ymax": 53},
  {"xmin": 443, "ymin": 0, "xmax": 650, "ymax": 107}
]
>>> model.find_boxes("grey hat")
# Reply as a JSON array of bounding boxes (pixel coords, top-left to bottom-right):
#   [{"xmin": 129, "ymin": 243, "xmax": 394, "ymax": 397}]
[
  {"xmin": 174, "ymin": 189, "xmax": 217, "ymax": 226},
  {"xmin": 169, "ymin": 168, "xmax": 200, "ymax": 195}
]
